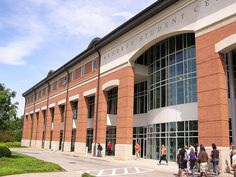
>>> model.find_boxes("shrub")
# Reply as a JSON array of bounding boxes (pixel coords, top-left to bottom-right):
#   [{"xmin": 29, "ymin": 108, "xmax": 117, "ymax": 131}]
[
  {"xmin": 0, "ymin": 142, "xmax": 21, "ymax": 148},
  {"xmin": 0, "ymin": 131, "xmax": 14, "ymax": 142},
  {"xmin": 81, "ymin": 173, "xmax": 95, "ymax": 177},
  {"xmin": 0, "ymin": 146, "xmax": 11, "ymax": 157}
]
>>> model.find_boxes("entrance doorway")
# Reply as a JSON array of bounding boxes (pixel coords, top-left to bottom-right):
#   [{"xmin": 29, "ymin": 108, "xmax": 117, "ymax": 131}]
[
  {"xmin": 133, "ymin": 138, "xmax": 146, "ymax": 158},
  {"xmin": 86, "ymin": 129, "xmax": 93, "ymax": 153},
  {"xmin": 106, "ymin": 126, "xmax": 116, "ymax": 156},
  {"xmin": 133, "ymin": 127, "xmax": 147, "ymax": 158}
]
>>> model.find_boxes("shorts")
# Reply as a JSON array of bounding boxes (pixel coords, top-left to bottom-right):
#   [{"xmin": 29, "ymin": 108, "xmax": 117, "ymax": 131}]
[
  {"xmin": 200, "ymin": 162, "xmax": 207, "ymax": 173},
  {"xmin": 180, "ymin": 160, "xmax": 187, "ymax": 169}
]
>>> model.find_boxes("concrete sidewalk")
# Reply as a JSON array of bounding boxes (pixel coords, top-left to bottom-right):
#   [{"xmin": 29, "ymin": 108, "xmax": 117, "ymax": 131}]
[
  {"xmin": 56, "ymin": 150, "xmax": 234, "ymax": 176},
  {"xmin": 7, "ymin": 148, "xmax": 234, "ymax": 177}
]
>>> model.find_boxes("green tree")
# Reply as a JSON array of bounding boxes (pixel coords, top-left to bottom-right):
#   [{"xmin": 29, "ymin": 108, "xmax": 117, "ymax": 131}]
[{"xmin": 0, "ymin": 83, "xmax": 18, "ymax": 130}]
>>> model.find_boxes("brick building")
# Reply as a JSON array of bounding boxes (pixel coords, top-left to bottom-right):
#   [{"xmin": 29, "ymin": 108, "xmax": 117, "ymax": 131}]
[{"xmin": 22, "ymin": 0, "xmax": 236, "ymax": 169}]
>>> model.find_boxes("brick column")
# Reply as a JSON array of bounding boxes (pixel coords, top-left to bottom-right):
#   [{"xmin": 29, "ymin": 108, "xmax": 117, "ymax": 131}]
[
  {"xmin": 52, "ymin": 106, "xmax": 61, "ymax": 151},
  {"xmin": 75, "ymin": 95, "xmax": 87, "ymax": 154},
  {"xmin": 21, "ymin": 115, "xmax": 30, "ymax": 146},
  {"xmin": 36, "ymin": 111, "xmax": 43, "ymax": 148},
  {"xmin": 64, "ymin": 101, "xmax": 73, "ymax": 152},
  {"xmin": 196, "ymin": 36, "xmax": 229, "ymax": 147},
  {"xmin": 115, "ymin": 66, "xmax": 134, "ymax": 160},
  {"xmin": 31, "ymin": 113, "xmax": 38, "ymax": 147},
  {"xmin": 94, "ymin": 91, "xmax": 107, "ymax": 157},
  {"xmin": 44, "ymin": 108, "xmax": 52, "ymax": 149}
]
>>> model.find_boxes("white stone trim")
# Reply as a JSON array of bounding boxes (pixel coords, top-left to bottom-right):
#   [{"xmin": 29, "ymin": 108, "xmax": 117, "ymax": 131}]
[
  {"xmin": 35, "ymin": 108, "xmax": 40, "ymax": 113},
  {"xmin": 87, "ymin": 118, "xmax": 94, "ymax": 128},
  {"xmin": 41, "ymin": 106, "xmax": 47, "ymax": 110},
  {"xmin": 30, "ymin": 111, "xmax": 34, "ymax": 114},
  {"xmin": 75, "ymin": 142, "xmax": 86, "ymax": 154},
  {"xmin": 63, "ymin": 142, "xmax": 71, "ymax": 152},
  {"xmin": 69, "ymin": 94, "xmax": 80, "ymax": 102},
  {"xmin": 102, "ymin": 80, "xmax": 119, "ymax": 91},
  {"xmin": 83, "ymin": 88, "xmax": 96, "ymax": 97},
  {"xmin": 215, "ymin": 33, "xmax": 236, "ymax": 53},
  {"xmin": 49, "ymin": 103, "xmax": 55, "ymax": 108},
  {"xmin": 107, "ymin": 114, "xmax": 117, "ymax": 126},
  {"xmin": 25, "ymin": 112, "xmax": 29, "ymax": 116},
  {"xmin": 58, "ymin": 99, "xmax": 66, "ymax": 105}
]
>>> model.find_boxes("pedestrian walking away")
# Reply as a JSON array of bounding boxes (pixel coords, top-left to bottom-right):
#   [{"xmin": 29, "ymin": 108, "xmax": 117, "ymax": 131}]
[
  {"xmin": 211, "ymin": 143, "xmax": 220, "ymax": 176},
  {"xmin": 177, "ymin": 145, "xmax": 189, "ymax": 177},
  {"xmin": 97, "ymin": 143, "xmax": 103, "ymax": 157},
  {"xmin": 198, "ymin": 145, "xmax": 208, "ymax": 177},
  {"xmin": 189, "ymin": 146, "xmax": 196, "ymax": 177},
  {"xmin": 159, "ymin": 144, "xmax": 168, "ymax": 165}
]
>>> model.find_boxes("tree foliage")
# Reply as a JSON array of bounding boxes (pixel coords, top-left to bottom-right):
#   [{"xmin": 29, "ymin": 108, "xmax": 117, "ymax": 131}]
[{"xmin": 0, "ymin": 83, "xmax": 18, "ymax": 130}]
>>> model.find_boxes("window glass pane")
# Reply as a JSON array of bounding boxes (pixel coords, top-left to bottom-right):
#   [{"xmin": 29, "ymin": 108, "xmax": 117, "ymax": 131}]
[
  {"xmin": 176, "ymin": 63, "xmax": 183, "ymax": 75},
  {"xmin": 176, "ymin": 51, "xmax": 183, "ymax": 63},
  {"xmin": 187, "ymin": 33, "xmax": 195, "ymax": 47},
  {"xmin": 168, "ymin": 37, "xmax": 175, "ymax": 54},
  {"xmin": 188, "ymin": 59, "xmax": 196, "ymax": 73},
  {"xmin": 176, "ymin": 35, "xmax": 183, "ymax": 51},
  {"xmin": 148, "ymin": 33, "xmax": 196, "ymax": 110},
  {"xmin": 168, "ymin": 65, "xmax": 175, "ymax": 78},
  {"xmin": 177, "ymin": 81, "xmax": 184, "ymax": 104},
  {"xmin": 189, "ymin": 120, "xmax": 198, "ymax": 130},
  {"xmin": 169, "ymin": 122, "xmax": 176, "ymax": 131},
  {"xmin": 169, "ymin": 53, "xmax": 175, "ymax": 65}
]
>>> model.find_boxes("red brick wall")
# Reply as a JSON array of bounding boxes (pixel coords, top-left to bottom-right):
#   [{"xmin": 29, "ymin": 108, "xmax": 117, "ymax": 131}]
[{"xmin": 196, "ymin": 21, "xmax": 236, "ymax": 147}]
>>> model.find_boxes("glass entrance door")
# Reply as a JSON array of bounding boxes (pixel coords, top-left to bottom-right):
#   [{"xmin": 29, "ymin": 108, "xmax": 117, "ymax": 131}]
[{"xmin": 133, "ymin": 138, "xmax": 146, "ymax": 158}]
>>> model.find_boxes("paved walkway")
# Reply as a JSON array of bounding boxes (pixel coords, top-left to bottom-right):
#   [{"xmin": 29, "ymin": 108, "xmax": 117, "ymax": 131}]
[{"xmin": 6, "ymin": 148, "xmax": 234, "ymax": 177}]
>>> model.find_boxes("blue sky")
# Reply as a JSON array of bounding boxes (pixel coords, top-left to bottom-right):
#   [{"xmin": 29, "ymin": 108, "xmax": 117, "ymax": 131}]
[{"xmin": 0, "ymin": 0, "xmax": 156, "ymax": 116}]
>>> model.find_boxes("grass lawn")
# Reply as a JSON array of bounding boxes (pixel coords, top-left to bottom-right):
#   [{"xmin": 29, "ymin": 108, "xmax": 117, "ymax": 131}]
[{"xmin": 0, "ymin": 152, "xmax": 63, "ymax": 176}]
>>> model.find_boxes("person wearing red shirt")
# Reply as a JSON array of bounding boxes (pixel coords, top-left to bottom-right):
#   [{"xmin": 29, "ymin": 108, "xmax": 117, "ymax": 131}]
[
  {"xmin": 135, "ymin": 143, "xmax": 141, "ymax": 160},
  {"xmin": 107, "ymin": 141, "xmax": 112, "ymax": 155}
]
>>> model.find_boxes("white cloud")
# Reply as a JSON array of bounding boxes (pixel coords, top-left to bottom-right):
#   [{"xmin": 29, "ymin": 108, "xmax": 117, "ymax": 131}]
[
  {"xmin": 112, "ymin": 12, "xmax": 134, "ymax": 20},
  {"xmin": 0, "ymin": 0, "xmax": 157, "ymax": 66},
  {"xmin": 0, "ymin": 35, "xmax": 43, "ymax": 65},
  {"xmin": 0, "ymin": 4, "xmax": 47, "ymax": 65}
]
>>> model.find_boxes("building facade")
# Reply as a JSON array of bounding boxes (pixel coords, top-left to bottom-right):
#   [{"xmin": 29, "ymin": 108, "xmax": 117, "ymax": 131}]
[{"xmin": 22, "ymin": 0, "xmax": 236, "ymax": 170}]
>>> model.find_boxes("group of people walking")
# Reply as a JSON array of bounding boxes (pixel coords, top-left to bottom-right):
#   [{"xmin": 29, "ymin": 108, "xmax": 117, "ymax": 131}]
[{"xmin": 177, "ymin": 143, "xmax": 219, "ymax": 177}]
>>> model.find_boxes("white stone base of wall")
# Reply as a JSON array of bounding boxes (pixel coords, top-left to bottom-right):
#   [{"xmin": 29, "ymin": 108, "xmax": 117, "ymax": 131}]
[
  {"xmin": 30, "ymin": 140, "xmax": 36, "ymax": 147},
  {"xmin": 50, "ymin": 141, "xmax": 59, "ymax": 151},
  {"xmin": 115, "ymin": 144, "xmax": 132, "ymax": 160},
  {"xmin": 35, "ymin": 140, "xmax": 42, "ymax": 148},
  {"xmin": 63, "ymin": 142, "xmax": 71, "ymax": 152},
  {"xmin": 44, "ymin": 141, "xmax": 50, "ymax": 149},
  {"xmin": 205, "ymin": 146, "xmax": 231, "ymax": 173},
  {"xmin": 75, "ymin": 142, "xmax": 86, "ymax": 154},
  {"xmin": 21, "ymin": 139, "xmax": 30, "ymax": 147}
]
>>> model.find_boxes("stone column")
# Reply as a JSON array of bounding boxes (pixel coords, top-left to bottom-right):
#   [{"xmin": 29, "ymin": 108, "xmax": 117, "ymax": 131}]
[{"xmin": 115, "ymin": 66, "xmax": 134, "ymax": 160}]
